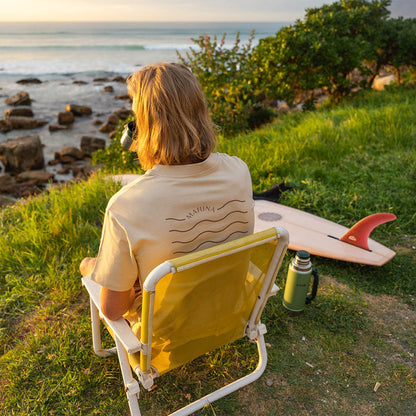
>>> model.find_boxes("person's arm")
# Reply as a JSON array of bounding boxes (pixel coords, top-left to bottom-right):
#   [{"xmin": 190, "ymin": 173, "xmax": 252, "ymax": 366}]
[
  {"xmin": 80, "ymin": 256, "xmax": 136, "ymax": 321},
  {"xmin": 100, "ymin": 287, "xmax": 135, "ymax": 321}
]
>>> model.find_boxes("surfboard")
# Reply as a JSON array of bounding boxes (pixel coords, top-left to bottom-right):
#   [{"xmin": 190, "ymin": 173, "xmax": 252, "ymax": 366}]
[
  {"xmin": 254, "ymin": 199, "xmax": 396, "ymax": 266},
  {"xmin": 111, "ymin": 175, "xmax": 396, "ymax": 266}
]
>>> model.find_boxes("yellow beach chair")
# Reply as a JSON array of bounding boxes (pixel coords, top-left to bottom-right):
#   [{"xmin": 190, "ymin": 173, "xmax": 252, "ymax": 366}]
[{"xmin": 82, "ymin": 227, "xmax": 288, "ymax": 415}]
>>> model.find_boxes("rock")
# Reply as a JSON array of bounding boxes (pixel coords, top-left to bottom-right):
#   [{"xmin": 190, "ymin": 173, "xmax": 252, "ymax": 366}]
[
  {"xmin": 80, "ymin": 136, "xmax": 106, "ymax": 156},
  {"xmin": 49, "ymin": 124, "xmax": 69, "ymax": 132},
  {"xmin": 4, "ymin": 108, "xmax": 34, "ymax": 118},
  {"xmin": 103, "ymin": 86, "xmax": 114, "ymax": 93},
  {"xmin": 91, "ymin": 119, "xmax": 103, "ymax": 126},
  {"xmin": 15, "ymin": 183, "xmax": 42, "ymax": 198},
  {"xmin": 72, "ymin": 162, "xmax": 102, "ymax": 180},
  {"xmin": 58, "ymin": 111, "xmax": 74, "ymax": 125},
  {"xmin": 113, "ymin": 76, "xmax": 126, "ymax": 83},
  {"xmin": 73, "ymin": 80, "xmax": 87, "ymax": 85},
  {"xmin": 59, "ymin": 155, "xmax": 77, "ymax": 164},
  {"xmin": 99, "ymin": 122, "xmax": 117, "ymax": 133},
  {"xmin": 57, "ymin": 166, "xmax": 71, "ymax": 175},
  {"xmin": 7, "ymin": 116, "xmax": 48, "ymax": 130},
  {"xmin": 59, "ymin": 146, "xmax": 84, "ymax": 160},
  {"xmin": 109, "ymin": 130, "xmax": 118, "ymax": 139},
  {"xmin": 16, "ymin": 170, "xmax": 54, "ymax": 184},
  {"xmin": 113, "ymin": 108, "xmax": 133, "ymax": 120},
  {"xmin": 0, "ymin": 135, "xmax": 44, "ymax": 173},
  {"xmin": 372, "ymin": 74, "xmax": 396, "ymax": 91},
  {"xmin": 5, "ymin": 91, "xmax": 32, "ymax": 106},
  {"xmin": 65, "ymin": 104, "xmax": 92, "ymax": 116},
  {"xmin": 0, "ymin": 119, "xmax": 13, "ymax": 133},
  {"xmin": 0, "ymin": 195, "xmax": 18, "ymax": 208},
  {"xmin": 0, "ymin": 173, "xmax": 16, "ymax": 193},
  {"xmin": 16, "ymin": 78, "xmax": 42, "ymax": 85},
  {"xmin": 114, "ymin": 94, "xmax": 131, "ymax": 101},
  {"xmin": 93, "ymin": 77, "xmax": 109, "ymax": 82},
  {"xmin": 107, "ymin": 113, "xmax": 120, "ymax": 125},
  {"xmin": 277, "ymin": 102, "xmax": 290, "ymax": 114}
]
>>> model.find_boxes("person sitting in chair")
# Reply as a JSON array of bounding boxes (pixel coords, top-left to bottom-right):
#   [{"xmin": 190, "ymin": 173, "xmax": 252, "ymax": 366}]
[{"xmin": 80, "ymin": 62, "xmax": 254, "ymax": 333}]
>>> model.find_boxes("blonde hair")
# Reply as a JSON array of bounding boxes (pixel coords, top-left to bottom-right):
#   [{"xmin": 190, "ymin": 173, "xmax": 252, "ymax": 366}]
[{"xmin": 126, "ymin": 63, "xmax": 217, "ymax": 170}]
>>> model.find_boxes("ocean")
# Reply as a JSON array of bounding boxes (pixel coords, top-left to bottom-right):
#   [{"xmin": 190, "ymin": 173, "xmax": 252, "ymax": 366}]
[{"xmin": 0, "ymin": 21, "xmax": 286, "ymax": 167}]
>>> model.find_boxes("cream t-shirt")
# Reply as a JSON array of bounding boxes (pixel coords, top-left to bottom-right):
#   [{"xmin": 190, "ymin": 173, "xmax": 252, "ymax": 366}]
[{"xmin": 91, "ymin": 152, "xmax": 254, "ymax": 296}]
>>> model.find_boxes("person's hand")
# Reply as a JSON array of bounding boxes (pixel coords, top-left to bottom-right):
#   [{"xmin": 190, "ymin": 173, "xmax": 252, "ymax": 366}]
[{"xmin": 79, "ymin": 257, "xmax": 96, "ymax": 277}]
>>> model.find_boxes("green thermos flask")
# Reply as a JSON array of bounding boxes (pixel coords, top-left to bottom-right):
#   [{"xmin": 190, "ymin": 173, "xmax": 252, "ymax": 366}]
[{"xmin": 283, "ymin": 250, "xmax": 319, "ymax": 312}]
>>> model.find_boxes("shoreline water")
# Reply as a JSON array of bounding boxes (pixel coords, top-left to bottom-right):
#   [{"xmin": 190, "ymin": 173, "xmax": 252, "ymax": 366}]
[{"xmin": 0, "ymin": 21, "xmax": 285, "ymax": 186}]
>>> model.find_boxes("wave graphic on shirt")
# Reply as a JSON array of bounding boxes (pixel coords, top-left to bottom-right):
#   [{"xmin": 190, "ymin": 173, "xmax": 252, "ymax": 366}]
[{"xmin": 166, "ymin": 199, "xmax": 249, "ymax": 255}]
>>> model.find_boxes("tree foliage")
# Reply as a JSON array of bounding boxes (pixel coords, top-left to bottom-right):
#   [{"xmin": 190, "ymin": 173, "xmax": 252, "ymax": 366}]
[
  {"xmin": 177, "ymin": 32, "xmax": 274, "ymax": 136},
  {"xmin": 174, "ymin": 0, "xmax": 416, "ymax": 136},
  {"xmin": 252, "ymin": 0, "xmax": 392, "ymax": 103}
]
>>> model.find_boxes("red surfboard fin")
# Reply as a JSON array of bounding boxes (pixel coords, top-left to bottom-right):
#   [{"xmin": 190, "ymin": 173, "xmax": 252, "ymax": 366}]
[{"xmin": 340, "ymin": 213, "xmax": 396, "ymax": 250}]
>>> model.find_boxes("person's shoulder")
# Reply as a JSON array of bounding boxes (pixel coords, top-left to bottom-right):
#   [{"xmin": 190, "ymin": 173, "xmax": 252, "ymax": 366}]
[
  {"xmin": 214, "ymin": 152, "xmax": 249, "ymax": 170},
  {"xmin": 106, "ymin": 174, "xmax": 154, "ymax": 212}
]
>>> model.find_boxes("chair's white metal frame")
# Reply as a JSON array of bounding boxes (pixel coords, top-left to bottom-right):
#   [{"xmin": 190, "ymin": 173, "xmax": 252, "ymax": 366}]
[{"xmin": 82, "ymin": 226, "xmax": 288, "ymax": 416}]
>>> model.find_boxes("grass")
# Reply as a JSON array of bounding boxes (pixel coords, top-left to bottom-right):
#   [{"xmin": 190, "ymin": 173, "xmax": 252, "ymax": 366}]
[{"xmin": 0, "ymin": 85, "xmax": 415, "ymax": 415}]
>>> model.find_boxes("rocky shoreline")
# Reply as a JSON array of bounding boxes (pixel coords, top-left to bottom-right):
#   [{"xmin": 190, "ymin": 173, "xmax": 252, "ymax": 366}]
[
  {"xmin": 0, "ymin": 71, "xmax": 397, "ymax": 209},
  {"xmin": 0, "ymin": 76, "xmax": 133, "ymax": 208}
]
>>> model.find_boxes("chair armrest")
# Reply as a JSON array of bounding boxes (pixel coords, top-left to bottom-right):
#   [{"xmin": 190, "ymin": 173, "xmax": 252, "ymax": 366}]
[{"xmin": 82, "ymin": 276, "xmax": 142, "ymax": 354}]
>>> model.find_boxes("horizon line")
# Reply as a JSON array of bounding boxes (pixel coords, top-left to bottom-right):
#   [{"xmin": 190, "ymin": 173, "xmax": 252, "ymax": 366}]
[{"xmin": 0, "ymin": 20, "xmax": 293, "ymax": 23}]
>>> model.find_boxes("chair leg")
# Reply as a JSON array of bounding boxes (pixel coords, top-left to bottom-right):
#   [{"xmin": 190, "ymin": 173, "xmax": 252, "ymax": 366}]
[
  {"xmin": 167, "ymin": 333, "xmax": 268, "ymax": 416},
  {"xmin": 114, "ymin": 336, "xmax": 142, "ymax": 416},
  {"xmin": 90, "ymin": 298, "xmax": 117, "ymax": 357}
]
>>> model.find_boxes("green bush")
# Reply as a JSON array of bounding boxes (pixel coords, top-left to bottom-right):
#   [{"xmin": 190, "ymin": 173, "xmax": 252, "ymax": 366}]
[
  {"xmin": 178, "ymin": 32, "xmax": 274, "ymax": 136},
  {"xmin": 251, "ymin": 0, "xmax": 392, "ymax": 104},
  {"xmin": 92, "ymin": 119, "xmax": 142, "ymax": 174},
  {"xmin": 372, "ymin": 17, "xmax": 416, "ymax": 85}
]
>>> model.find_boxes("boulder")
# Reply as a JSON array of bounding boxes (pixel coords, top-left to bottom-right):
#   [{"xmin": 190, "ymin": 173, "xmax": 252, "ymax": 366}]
[
  {"xmin": 14, "ymin": 183, "xmax": 42, "ymax": 198},
  {"xmin": 16, "ymin": 78, "xmax": 42, "ymax": 85},
  {"xmin": 276, "ymin": 102, "xmax": 290, "ymax": 114},
  {"xmin": 49, "ymin": 124, "xmax": 69, "ymax": 132},
  {"xmin": 113, "ymin": 76, "xmax": 126, "ymax": 83},
  {"xmin": 99, "ymin": 122, "xmax": 116, "ymax": 133},
  {"xmin": 16, "ymin": 170, "xmax": 54, "ymax": 184},
  {"xmin": 0, "ymin": 135, "xmax": 44, "ymax": 173},
  {"xmin": 0, "ymin": 195, "xmax": 17, "ymax": 208},
  {"xmin": 65, "ymin": 104, "xmax": 92, "ymax": 116},
  {"xmin": 0, "ymin": 173, "xmax": 16, "ymax": 193},
  {"xmin": 80, "ymin": 136, "xmax": 106, "ymax": 156},
  {"xmin": 114, "ymin": 94, "xmax": 131, "ymax": 101},
  {"xmin": 103, "ymin": 86, "xmax": 114, "ymax": 93},
  {"xmin": 72, "ymin": 162, "xmax": 102, "ymax": 180},
  {"xmin": 109, "ymin": 130, "xmax": 118, "ymax": 139},
  {"xmin": 0, "ymin": 119, "xmax": 13, "ymax": 133},
  {"xmin": 58, "ymin": 111, "xmax": 74, "ymax": 125},
  {"xmin": 372, "ymin": 74, "xmax": 396, "ymax": 91},
  {"xmin": 5, "ymin": 91, "xmax": 32, "ymax": 106},
  {"xmin": 107, "ymin": 113, "xmax": 120, "ymax": 125},
  {"xmin": 7, "ymin": 116, "xmax": 48, "ymax": 130},
  {"xmin": 59, "ymin": 146, "xmax": 84, "ymax": 161},
  {"xmin": 4, "ymin": 108, "xmax": 34, "ymax": 118},
  {"xmin": 113, "ymin": 108, "xmax": 133, "ymax": 120},
  {"xmin": 93, "ymin": 77, "xmax": 109, "ymax": 82}
]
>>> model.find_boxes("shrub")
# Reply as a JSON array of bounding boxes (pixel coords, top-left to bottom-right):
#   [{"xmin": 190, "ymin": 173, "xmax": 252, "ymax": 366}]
[
  {"xmin": 92, "ymin": 120, "xmax": 142, "ymax": 174},
  {"xmin": 371, "ymin": 17, "xmax": 416, "ymax": 85},
  {"xmin": 178, "ymin": 32, "xmax": 274, "ymax": 136},
  {"xmin": 251, "ymin": 0, "xmax": 392, "ymax": 104}
]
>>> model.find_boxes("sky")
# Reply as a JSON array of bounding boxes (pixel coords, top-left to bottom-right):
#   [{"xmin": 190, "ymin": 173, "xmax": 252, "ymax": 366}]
[{"xmin": 0, "ymin": 0, "xmax": 414, "ymax": 22}]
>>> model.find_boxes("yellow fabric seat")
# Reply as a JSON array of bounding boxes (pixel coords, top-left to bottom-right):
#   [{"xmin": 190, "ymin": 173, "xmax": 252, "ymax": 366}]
[{"xmin": 82, "ymin": 226, "xmax": 288, "ymax": 416}]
